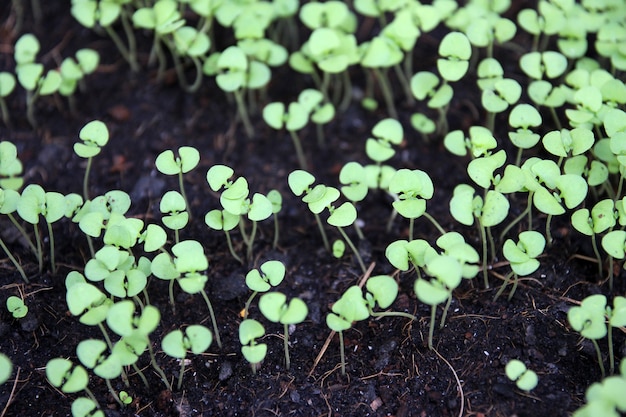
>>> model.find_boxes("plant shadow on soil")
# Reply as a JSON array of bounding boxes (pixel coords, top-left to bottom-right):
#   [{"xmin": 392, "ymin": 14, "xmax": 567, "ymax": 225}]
[{"xmin": 0, "ymin": 2, "xmax": 624, "ymax": 417}]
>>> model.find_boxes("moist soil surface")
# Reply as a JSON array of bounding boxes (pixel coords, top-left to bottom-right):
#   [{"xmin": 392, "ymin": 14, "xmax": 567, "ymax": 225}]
[{"xmin": 0, "ymin": 2, "xmax": 624, "ymax": 417}]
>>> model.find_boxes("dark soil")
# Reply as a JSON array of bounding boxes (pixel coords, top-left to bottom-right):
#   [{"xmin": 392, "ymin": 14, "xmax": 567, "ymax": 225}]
[{"xmin": 1, "ymin": 2, "xmax": 623, "ymax": 417}]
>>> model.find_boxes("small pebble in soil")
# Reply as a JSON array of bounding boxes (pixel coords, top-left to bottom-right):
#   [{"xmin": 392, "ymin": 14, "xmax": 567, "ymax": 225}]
[
  {"xmin": 218, "ymin": 360, "xmax": 233, "ymax": 381},
  {"xmin": 290, "ymin": 390, "xmax": 300, "ymax": 403}
]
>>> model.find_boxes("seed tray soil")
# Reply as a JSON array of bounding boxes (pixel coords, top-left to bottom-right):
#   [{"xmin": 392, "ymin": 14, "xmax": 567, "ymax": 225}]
[{"xmin": 0, "ymin": 2, "xmax": 623, "ymax": 417}]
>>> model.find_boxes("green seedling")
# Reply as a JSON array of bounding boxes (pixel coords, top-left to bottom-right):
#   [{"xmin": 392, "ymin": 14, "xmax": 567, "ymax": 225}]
[
  {"xmin": 0, "ymin": 353, "xmax": 12, "ymax": 385},
  {"xmin": 298, "ymin": 88, "xmax": 335, "ymax": 148},
  {"xmin": 162, "ymin": 324, "xmax": 212, "ymax": 389},
  {"xmin": 0, "ymin": 72, "xmax": 16, "ymax": 126},
  {"xmin": 76, "ymin": 338, "xmax": 127, "ymax": 406},
  {"xmin": 444, "ymin": 125, "xmax": 497, "ymax": 158},
  {"xmin": 151, "ymin": 240, "xmax": 221, "ymax": 347},
  {"xmin": 204, "ymin": 208, "xmax": 242, "ymax": 263},
  {"xmin": 365, "ymin": 274, "xmax": 416, "ymax": 320},
  {"xmin": 415, "ymin": 254, "xmax": 463, "ymax": 349},
  {"xmin": 326, "ymin": 285, "xmax": 370, "ymax": 374},
  {"xmin": 0, "ymin": 187, "xmax": 30, "ymax": 282},
  {"xmin": 243, "ymin": 260, "xmax": 285, "ymax": 318},
  {"xmin": 17, "ymin": 184, "xmax": 68, "ymax": 273},
  {"xmin": 119, "ymin": 391, "xmax": 132, "ymax": 405},
  {"xmin": 542, "ymin": 128, "xmax": 595, "ymax": 167},
  {"xmin": 74, "ymin": 120, "xmax": 110, "ymax": 200},
  {"xmin": 517, "ymin": 1, "xmax": 565, "ymax": 51},
  {"xmin": 360, "ymin": 34, "xmax": 405, "ymax": 118},
  {"xmin": 46, "ymin": 358, "xmax": 91, "ymax": 394},
  {"xmin": 105, "ymin": 300, "xmax": 168, "ymax": 390},
  {"xmin": 58, "ymin": 49, "xmax": 100, "ymax": 113},
  {"xmin": 155, "ymin": 146, "xmax": 200, "ymax": 217},
  {"xmin": 160, "ymin": 190, "xmax": 188, "ymax": 243},
  {"xmin": 596, "ymin": 21, "xmax": 626, "ymax": 72},
  {"xmin": 481, "ymin": 77, "xmax": 521, "ymax": 133},
  {"xmin": 505, "ymin": 359, "xmax": 538, "ymax": 391},
  {"xmin": 267, "ymin": 189, "xmax": 282, "ymax": 249},
  {"xmin": 388, "ymin": 168, "xmax": 444, "ymax": 240},
  {"xmin": 521, "ymin": 157, "xmax": 589, "ymax": 244},
  {"xmin": 14, "ymin": 33, "xmax": 62, "ymax": 128},
  {"xmin": 437, "ymin": 31, "xmax": 471, "ymax": 83},
  {"xmin": 263, "ymin": 99, "xmax": 311, "ymax": 169},
  {"xmin": 410, "ymin": 71, "xmax": 453, "ymax": 134},
  {"xmin": 288, "ymin": 169, "xmax": 365, "ymax": 273},
  {"xmin": 72, "ymin": 0, "xmax": 138, "ymax": 71},
  {"xmin": 6, "ymin": 295, "xmax": 28, "ymax": 319},
  {"xmin": 365, "ymin": 118, "xmax": 403, "ymax": 164},
  {"xmin": 239, "ymin": 318, "xmax": 267, "ymax": 374},
  {"xmin": 386, "ymin": 238, "xmax": 436, "ymax": 274},
  {"xmin": 572, "ymin": 199, "xmax": 616, "ymax": 282},
  {"xmin": 463, "ymin": 7, "xmax": 516, "ymax": 59},
  {"xmin": 207, "ymin": 45, "xmax": 271, "ymax": 138},
  {"xmin": 410, "ymin": 113, "xmax": 436, "ymax": 142},
  {"xmin": 495, "ymin": 231, "xmax": 545, "ymax": 301},
  {"xmin": 206, "ymin": 164, "xmax": 273, "ymax": 261},
  {"xmin": 259, "ymin": 292, "xmax": 308, "ymax": 369},
  {"xmin": 84, "ymin": 245, "xmax": 150, "ymax": 299},
  {"xmin": 435, "ymin": 232, "xmax": 480, "ymax": 280},
  {"xmin": 71, "ymin": 397, "xmax": 104, "ymax": 417},
  {"xmin": 573, "ymin": 358, "xmax": 626, "ymax": 417},
  {"xmin": 339, "ymin": 161, "xmax": 369, "ymax": 204},
  {"xmin": 66, "ymin": 280, "xmax": 112, "ymax": 327},
  {"xmin": 507, "ymin": 104, "xmax": 542, "ymax": 166},
  {"xmin": 0, "ymin": 141, "xmax": 23, "ymax": 191},
  {"xmin": 332, "ymin": 239, "xmax": 346, "ymax": 258},
  {"xmin": 568, "ymin": 294, "xmax": 626, "ymax": 376}
]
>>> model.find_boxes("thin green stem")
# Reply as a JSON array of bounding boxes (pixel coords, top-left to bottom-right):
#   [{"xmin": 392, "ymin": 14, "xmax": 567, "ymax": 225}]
[
  {"xmin": 440, "ymin": 295, "xmax": 452, "ymax": 329},
  {"xmin": 313, "ymin": 213, "xmax": 330, "ymax": 252},
  {"xmin": 33, "ymin": 224, "xmax": 43, "ymax": 273},
  {"xmin": 272, "ymin": 212, "xmax": 280, "ymax": 250},
  {"xmin": 0, "ymin": 97, "xmax": 11, "ymax": 128},
  {"xmin": 178, "ymin": 172, "xmax": 190, "ymax": 221},
  {"xmin": 337, "ymin": 226, "xmax": 366, "ymax": 274},
  {"xmin": 234, "ymin": 89, "xmax": 254, "ymax": 139},
  {"xmin": 499, "ymin": 196, "xmax": 532, "ymax": 242},
  {"xmin": 224, "ymin": 230, "xmax": 243, "ymax": 264},
  {"xmin": 283, "ymin": 323, "xmax": 291, "ymax": 370},
  {"xmin": 339, "ymin": 331, "xmax": 346, "ymax": 375},
  {"xmin": 608, "ymin": 324, "xmax": 615, "ymax": 375},
  {"xmin": 409, "ymin": 217, "xmax": 414, "ymax": 241},
  {"xmin": 422, "ymin": 212, "xmax": 446, "ymax": 235},
  {"xmin": 508, "ymin": 273, "xmax": 520, "ymax": 301},
  {"xmin": 244, "ymin": 291, "xmax": 258, "ymax": 319},
  {"xmin": 590, "ymin": 233, "xmax": 604, "ymax": 280},
  {"xmin": 46, "ymin": 221, "xmax": 56, "ymax": 273},
  {"xmin": 549, "ymin": 106, "xmax": 562, "ymax": 131},
  {"xmin": 370, "ymin": 310, "xmax": 416, "ymax": 320},
  {"xmin": 246, "ymin": 221, "xmax": 258, "ymax": 262},
  {"xmin": 0, "ymin": 235, "xmax": 28, "ymax": 282},
  {"xmin": 83, "ymin": 157, "xmax": 93, "ymax": 200},
  {"xmin": 590, "ymin": 338, "xmax": 606, "ymax": 378},
  {"xmin": 104, "ymin": 25, "xmax": 139, "ymax": 72},
  {"xmin": 105, "ymin": 378, "xmax": 124, "ymax": 407},
  {"xmin": 169, "ymin": 279, "xmax": 176, "ymax": 314},
  {"xmin": 288, "ymin": 130, "xmax": 308, "ymax": 170},
  {"xmin": 493, "ymin": 271, "xmax": 515, "ymax": 301},
  {"xmin": 478, "ymin": 222, "xmax": 489, "ymax": 288},
  {"xmin": 132, "ymin": 363, "xmax": 149, "ymax": 388},
  {"xmin": 546, "ymin": 214, "xmax": 554, "ymax": 246},
  {"xmin": 372, "ymin": 68, "xmax": 397, "ymax": 119},
  {"xmin": 176, "ymin": 356, "xmax": 186, "ymax": 390},
  {"xmin": 392, "ymin": 63, "xmax": 413, "ymax": 105},
  {"xmin": 200, "ymin": 289, "xmax": 222, "ymax": 348},
  {"xmin": 428, "ymin": 305, "xmax": 436, "ymax": 350},
  {"xmin": 147, "ymin": 338, "xmax": 172, "ymax": 391}
]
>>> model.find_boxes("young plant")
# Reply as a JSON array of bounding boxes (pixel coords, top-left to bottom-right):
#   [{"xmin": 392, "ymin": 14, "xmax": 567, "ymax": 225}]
[
  {"xmin": 16, "ymin": 184, "xmax": 68, "ymax": 273},
  {"xmin": 568, "ymin": 294, "xmax": 626, "ymax": 376},
  {"xmin": 263, "ymin": 98, "xmax": 311, "ymax": 170},
  {"xmin": 155, "ymin": 146, "xmax": 200, "ymax": 216},
  {"xmin": 507, "ymin": 104, "xmax": 543, "ymax": 166},
  {"xmin": 58, "ymin": 49, "xmax": 100, "ymax": 113},
  {"xmin": 414, "ymin": 254, "xmax": 463, "ymax": 349},
  {"xmin": 74, "ymin": 120, "xmax": 110, "ymax": 200},
  {"xmin": 6, "ymin": 295, "xmax": 28, "ymax": 319},
  {"xmin": 243, "ymin": 260, "xmax": 286, "ymax": 318},
  {"xmin": 161, "ymin": 324, "xmax": 212, "ymax": 389},
  {"xmin": 388, "ymin": 168, "xmax": 444, "ymax": 240},
  {"xmin": 0, "ymin": 187, "xmax": 30, "ymax": 282},
  {"xmin": 0, "ymin": 353, "xmax": 12, "ymax": 385},
  {"xmin": 151, "ymin": 240, "xmax": 222, "ymax": 347},
  {"xmin": 206, "ymin": 164, "xmax": 273, "ymax": 261},
  {"xmin": 258, "ymin": 292, "xmax": 308, "ymax": 369},
  {"xmin": 0, "ymin": 72, "xmax": 16, "ymax": 126},
  {"xmin": 76, "ymin": 338, "xmax": 128, "ymax": 407},
  {"xmin": 267, "ymin": 189, "xmax": 282, "ymax": 249},
  {"xmin": 239, "ymin": 318, "xmax": 267, "ymax": 374},
  {"xmin": 325, "ymin": 286, "xmax": 370, "ymax": 374},
  {"xmin": 573, "ymin": 358, "xmax": 626, "ymax": 417},
  {"xmin": 494, "ymin": 231, "xmax": 545, "ymax": 301},
  {"xmin": 288, "ymin": 169, "xmax": 365, "ymax": 273},
  {"xmin": 571, "ymin": 199, "xmax": 616, "ymax": 283},
  {"xmin": 444, "ymin": 125, "xmax": 497, "ymax": 159},
  {"xmin": 159, "ymin": 190, "xmax": 188, "ymax": 243},
  {"xmin": 505, "ymin": 359, "xmax": 538, "ymax": 391},
  {"xmin": 14, "ymin": 33, "xmax": 62, "ymax": 128}
]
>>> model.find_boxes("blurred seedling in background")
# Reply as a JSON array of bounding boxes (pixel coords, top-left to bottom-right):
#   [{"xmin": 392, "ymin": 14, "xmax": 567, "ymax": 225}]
[
  {"xmin": 13, "ymin": 33, "xmax": 61, "ymax": 128},
  {"xmin": 505, "ymin": 359, "xmax": 538, "ymax": 391},
  {"xmin": 239, "ymin": 318, "xmax": 267, "ymax": 374},
  {"xmin": 0, "ymin": 353, "xmax": 12, "ymax": 385},
  {"xmin": 6, "ymin": 295, "xmax": 28, "ymax": 319},
  {"xmin": 74, "ymin": 120, "xmax": 110, "ymax": 201},
  {"xmin": 0, "ymin": 72, "xmax": 16, "ymax": 126}
]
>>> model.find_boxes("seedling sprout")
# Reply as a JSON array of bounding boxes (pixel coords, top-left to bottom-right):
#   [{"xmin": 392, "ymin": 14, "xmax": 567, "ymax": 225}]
[
  {"xmin": 6, "ymin": 295, "xmax": 28, "ymax": 319},
  {"xmin": 505, "ymin": 359, "xmax": 538, "ymax": 391},
  {"xmin": 239, "ymin": 319, "xmax": 267, "ymax": 373},
  {"xmin": 162, "ymin": 324, "xmax": 212, "ymax": 389}
]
